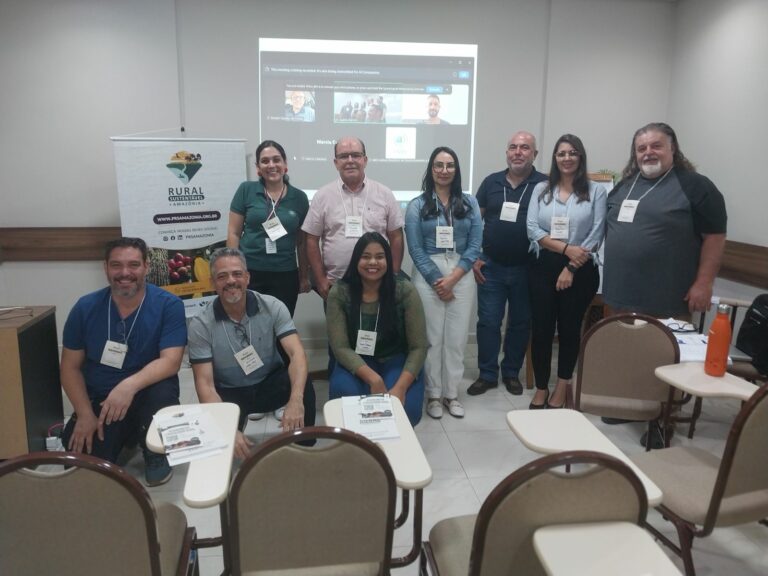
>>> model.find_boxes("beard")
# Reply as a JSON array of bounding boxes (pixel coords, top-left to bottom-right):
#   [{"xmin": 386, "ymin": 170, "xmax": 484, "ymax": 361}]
[
  {"xmin": 639, "ymin": 160, "xmax": 664, "ymax": 178},
  {"xmin": 221, "ymin": 285, "xmax": 244, "ymax": 304},
  {"xmin": 110, "ymin": 276, "xmax": 142, "ymax": 298}
]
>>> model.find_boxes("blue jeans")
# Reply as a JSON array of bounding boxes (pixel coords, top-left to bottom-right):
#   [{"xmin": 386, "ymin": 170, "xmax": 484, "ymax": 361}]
[
  {"xmin": 329, "ymin": 354, "xmax": 425, "ymax": 426},
  {"xmin": 476, "ymin": 259, "xmax": 531, "ymax": 382}
]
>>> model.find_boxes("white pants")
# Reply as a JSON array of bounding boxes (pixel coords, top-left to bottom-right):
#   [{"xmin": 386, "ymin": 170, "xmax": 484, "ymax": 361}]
[{"xmin": 413, "ymin": 253, "xmax": 476, "ymax": 400}]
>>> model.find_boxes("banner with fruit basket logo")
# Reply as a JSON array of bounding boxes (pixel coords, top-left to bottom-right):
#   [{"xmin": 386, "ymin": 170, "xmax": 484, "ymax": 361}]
[{"xmin": 112, "ymin": 137, "xmax": 247, "ymax": 316}]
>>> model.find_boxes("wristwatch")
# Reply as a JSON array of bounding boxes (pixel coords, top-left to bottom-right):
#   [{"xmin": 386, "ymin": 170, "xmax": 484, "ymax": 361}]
[{"xmin": 566, "ymin": 264, "xmax": 578, "ymax": 274}]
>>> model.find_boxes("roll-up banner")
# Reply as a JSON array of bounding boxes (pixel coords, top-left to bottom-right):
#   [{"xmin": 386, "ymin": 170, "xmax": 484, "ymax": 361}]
[{"xmin": 112, "ymin": 137, "xmax": 247, "ymax": 316}]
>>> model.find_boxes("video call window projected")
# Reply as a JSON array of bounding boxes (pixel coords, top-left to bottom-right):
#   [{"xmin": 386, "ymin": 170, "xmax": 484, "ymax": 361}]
[{"xmin": 259, "ymin": 38, "xmax": 478, "ymax": 199}]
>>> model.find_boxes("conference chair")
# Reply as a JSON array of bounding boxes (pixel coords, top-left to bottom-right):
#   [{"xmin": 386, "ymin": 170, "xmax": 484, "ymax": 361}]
[
  {"xmin": 574, "ymin": 313, "xmax": 680, "ymax": 449},
  {"xmin": 631, "ymin": 382, "xmax": 768, "ymax": 576},
  {"xmin": 420, "ymin": 451, "xmax": 648, "ymax": 576},
  {"xmin": 226, "ymin": 426, "xmax": 396, "ymax": 576},
  {"xmin": 0, "ymin": 451, "xmax": 197, "ymax": 576}
]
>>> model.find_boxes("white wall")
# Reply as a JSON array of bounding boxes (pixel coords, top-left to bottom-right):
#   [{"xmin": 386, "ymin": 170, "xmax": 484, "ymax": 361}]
[
  {"xmin": 542, "ymin": 0, "xmax": 674, "ymax": 172},
  {"xmin": 668, "ymin": 0, "xmax": 768, "ymax": 247},
  {"xmin": 3, "ymin": 0, "xmax": 764, "ymax": 346}
]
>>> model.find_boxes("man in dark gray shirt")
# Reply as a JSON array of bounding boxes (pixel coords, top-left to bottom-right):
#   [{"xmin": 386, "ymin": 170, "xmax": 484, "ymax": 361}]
[
  {"xmin": 602, "ymin": 122, "xmax": 727, "ymax": 447},
  {"xmin": 603, "ymin": 122, "xmax": 727, "ymax": 318}
]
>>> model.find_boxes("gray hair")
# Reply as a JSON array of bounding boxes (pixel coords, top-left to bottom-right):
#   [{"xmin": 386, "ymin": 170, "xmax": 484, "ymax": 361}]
[
  {"xmin": 208, "ymin": 247, "xmax": 247, "ymax": 274},
  {"xmin": 621, "ymin": 122, "xmax": 696, "ymax": 179}
]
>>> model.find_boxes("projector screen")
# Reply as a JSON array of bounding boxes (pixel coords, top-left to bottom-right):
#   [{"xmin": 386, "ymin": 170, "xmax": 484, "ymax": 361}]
[{"xmin": 259, "ymin": 38, "xmax": 477, "ymax": 200}]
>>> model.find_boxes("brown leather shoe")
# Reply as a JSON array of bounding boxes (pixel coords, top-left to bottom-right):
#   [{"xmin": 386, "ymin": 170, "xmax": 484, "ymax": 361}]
[{"xmin": 467, "ymin": 378, "xmax": 498, "ymax": 396}]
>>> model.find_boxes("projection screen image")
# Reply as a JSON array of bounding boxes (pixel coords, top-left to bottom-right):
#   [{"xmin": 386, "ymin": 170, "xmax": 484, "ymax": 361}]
[{"xmin": 259, "ymin": 38, "xmax": 478, "ymax": 200}]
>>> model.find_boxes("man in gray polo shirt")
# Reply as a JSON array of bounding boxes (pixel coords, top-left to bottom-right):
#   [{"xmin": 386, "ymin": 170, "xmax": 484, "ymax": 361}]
[{"xmin": 188, "ymin": 248, "xmax": 316, "ymax": 458}]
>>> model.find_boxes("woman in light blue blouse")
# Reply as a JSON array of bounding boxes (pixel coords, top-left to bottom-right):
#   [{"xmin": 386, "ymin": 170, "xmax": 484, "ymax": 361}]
[
  {"xmin": 526, "ymin": 134, "xmax": 606, "ymax": 409},
  {"xmin": 405, "ymin": 147, "xmax": 483, "ymax": 419}
]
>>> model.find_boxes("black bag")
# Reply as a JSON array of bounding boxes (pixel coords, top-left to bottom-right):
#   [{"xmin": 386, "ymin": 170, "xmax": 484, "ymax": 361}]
[{"xmin": 736, "ymin": 294, "xmax": 768, "ymax": 376}]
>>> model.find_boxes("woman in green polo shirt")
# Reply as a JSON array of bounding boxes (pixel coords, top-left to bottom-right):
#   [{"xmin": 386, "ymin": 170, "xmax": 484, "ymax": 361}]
[{"xmin": 227, "ymin": 140, "xmax": 310, "ymax": 316}]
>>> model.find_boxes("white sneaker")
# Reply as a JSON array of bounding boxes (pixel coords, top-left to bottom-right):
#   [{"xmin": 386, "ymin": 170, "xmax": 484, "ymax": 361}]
[
  {"xmin": 274, "ymin": 406, "xmax": 286, "ymax": 421},
  {"xmin": 443, "ymin": 398, "xmax": 465, "ymax": 418},
  {"xmin": 426, "ymin": 399, "xmax": 443, "ymax": 419},
  {"xmin": 248, "ymin": 412, "xmax": 266, "ymax": 421}
]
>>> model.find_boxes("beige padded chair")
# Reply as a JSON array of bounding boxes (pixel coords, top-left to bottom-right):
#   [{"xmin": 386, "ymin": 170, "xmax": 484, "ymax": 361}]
[
  {"xmin": 574, "ymin": 313, "xmax": 680, "ymax": 449},
  {"xmin": 420, "ymin": 451, "xmax": 648, "ymax": 576},
  {"xmin": 631, "ymin": 382, "xmax": 768, "ymax": 576},
  {"xmin": 0, "ymin": 451, "xmax": 197, "ymax": 576},
  {"xmin": 226, "ymin": 426, "xmax": 396, "ymax": 576}
]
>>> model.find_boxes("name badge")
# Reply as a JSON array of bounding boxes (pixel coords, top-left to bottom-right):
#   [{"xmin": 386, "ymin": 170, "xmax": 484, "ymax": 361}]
[
  {"xmin": 262, "ymin": 216, "xmax": 288, "ymax": 241},
  {"xmin": 265, "ymin": 237, "xmax": 277, "ymax": 254},
  {"xmin": 550, "ymin": 216, "xmax": 570, "ymax": 240},
  {"xmin": 500, "ymin": 201, "xmax": 520, "ymax": 222},
  {"xmin": 435, "ymin": 225, "xmax": 454, "ymax": 249},
  {"xmin": 355, "ymin": 329, "xmax": 377, "ymax": 355},
  {"xmin": 101, "ymin": 340, "xmax": 128, "ymax": 369},
  {"xmin": 234, "ymin": 345, "xmax": 264, "ymax": 375},
  {"xmin": 618, "ymin": 199, "xmax": 640, "ymax": 223},
  {"xmin": 345, "ymin": 216, "xmax": 363, "ymax": 238}
]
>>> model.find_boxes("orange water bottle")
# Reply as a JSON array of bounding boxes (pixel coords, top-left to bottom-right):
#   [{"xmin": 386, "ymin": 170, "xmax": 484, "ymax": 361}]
[{"xmin": 705, "ymin": 304, "xmax": 732, "ymax": 377}]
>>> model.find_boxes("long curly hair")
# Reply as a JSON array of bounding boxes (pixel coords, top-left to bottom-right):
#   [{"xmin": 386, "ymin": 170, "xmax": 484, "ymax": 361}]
[{"xmin": 620, "ymin": 122, "xmax": 696, "ymax": 179}]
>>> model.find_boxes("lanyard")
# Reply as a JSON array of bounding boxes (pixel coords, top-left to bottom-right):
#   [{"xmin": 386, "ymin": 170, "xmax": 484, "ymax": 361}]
[
  {"xmin": 434, "ymin": 193, "xmax": 453, "ymax": 227},
  {"xmin": 503, "ymin": 182, "xmax": 530, "ymax": 205},
  {"xmin": 625, "ymin": 167, "xmax": 673, "ymax": 203},
  {"xmin": 222, "ymin": 316, "xmax": 252, "ymax": 355},
  {"xmin": 359, "ymin": 303, "xmax": 380, "ymax": 332},
  {"xmin": 263, "ymin": 184, "xmax": 285, "ymax": 221},
  {"xmin": 337, "ymin": 180, "xmax": 369, "ymax": 221},
  {"xmin": 108, "ymin": 293, "xmax": 146, "ymax": 345}
]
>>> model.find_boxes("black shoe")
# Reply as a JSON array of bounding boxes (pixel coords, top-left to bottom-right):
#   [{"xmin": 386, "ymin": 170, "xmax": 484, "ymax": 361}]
[
  {"xmin": 640, "ymin": 422, "xmax": 665, "ymax": 450},
  {"xmin": 468, "ymin": 378, "xmax": 498, "ymax": 396},
  {"xmin": 502, "ymin": 376, "xmax": 523, "ymax": 395},
  {"xmin": 601, "ymin": 417, "xmax": 636, "ymax": 425},
  {"xmin": 546, "ymin": 398, "xmax": 565, "ymax": 409},
  {"xmin": 529, "ymin": 390, "xmax": 549, "ymax": 410}
]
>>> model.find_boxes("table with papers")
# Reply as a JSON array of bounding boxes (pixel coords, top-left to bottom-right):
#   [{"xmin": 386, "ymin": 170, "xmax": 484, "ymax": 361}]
[
  {"xmin": 146, "ymin": 402, "xmax": 239, "ymax": 508},
  {"xmin": 324, "ymin": 395, "xmax": 432, "ymax": 566}
]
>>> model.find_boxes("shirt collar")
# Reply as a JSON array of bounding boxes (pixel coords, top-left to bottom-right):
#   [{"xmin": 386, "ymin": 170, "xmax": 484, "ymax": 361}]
[
  {"xmin": 503, "ymin": 168, "xmax": 545, "ymax": 188},
  {"xmin": 212, "ymin": 290, "xmax": 259, "ymax": 322},
  {"xmin": 340, "ymin": 177, "xmax": 366, "ymax": 194}
]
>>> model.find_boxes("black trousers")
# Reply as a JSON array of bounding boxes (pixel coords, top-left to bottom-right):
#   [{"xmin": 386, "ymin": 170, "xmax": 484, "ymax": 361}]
[
  {"xmin": 216, "ymin": 366, "xmax": 316, "ymax": 431},
  {"xmin": 528, "ymin": 250, "xmax": 599, "ymax": 390},
  {"xmin": 62, "ymin": 377, "xmax": 179, "ymax": 463}
]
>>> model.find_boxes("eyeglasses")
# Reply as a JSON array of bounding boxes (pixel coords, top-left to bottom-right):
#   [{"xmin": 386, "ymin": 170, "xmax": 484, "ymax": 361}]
[
  {"xmin": 667, "ymin": 321, "xmax": 697, "ymax": 333},
  {"xmin": 433, "ymin": 162, "xmax": 456, "ymax": 172},
  {"xmin": 335, "ymin": 152, "xmax": 365, "ymax": 161},
  {"xmin": 233, "ymin": 322, "xmax": 250, "ymax": 347},
  {"xmin": 556, "ymin": 150, "xmax": 580, "ymax": 159}
]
